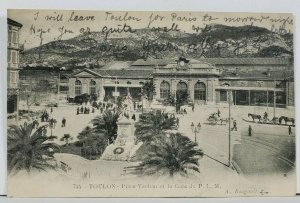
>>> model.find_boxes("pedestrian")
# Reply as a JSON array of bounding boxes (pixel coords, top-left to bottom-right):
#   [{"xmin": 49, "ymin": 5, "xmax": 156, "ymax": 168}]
[
  {"xmin": 77, "ymin": 107, "xmax": 79, "ymax": 115},
  {"xmin": 288, "ymin": 125, "xmax": 292, "ymax": 135},
  {"xmin": 232, "ymin": 120, "xmax": 237, "ymax": 131},
  {"xmin": 263, "ymin": 111, "xmax": 268, "ymax": 120},
  {"xmin": 80, "ymin": 106, "xmax": 84, "ymax": 114},
  {"xmin": 217, "ymin": 109, "xmax": 220, "ymax": 117},
  {"xmin": 192, "ymin": 104, "xmax": 195, "ymax": 112},
  {"xmin": 51, "ymin": 107, "xmax": 53, "ymax": 114},
  {"xmin": 248, "ymin": 125, "xmax": 252, "ymax": 136},
  {"xmin": 132, "ymin": 114, "xmax": 136, "ymax": 121},
  {"xmin": 176, "ymin": 117, "xmax": 180, "ymax": 128},
  {"xmin": 183, "ymin": 109, "xmax": 187, "ymax": 115},
  {"xmin": 62, "ymin": 117, "xmax": 66, "ymax": 127},
  {"xmin": 45, "ymin": 112, "xmax": 49, "ymax": 122}
]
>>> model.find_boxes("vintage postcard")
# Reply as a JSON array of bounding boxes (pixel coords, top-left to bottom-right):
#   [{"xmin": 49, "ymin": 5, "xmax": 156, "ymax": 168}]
[{"xmin": 7, "ymin": 9, "xmax": 295, "ymax": 197}]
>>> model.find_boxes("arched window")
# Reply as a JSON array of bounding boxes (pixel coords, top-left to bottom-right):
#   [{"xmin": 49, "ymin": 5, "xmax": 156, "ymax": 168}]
[
  {"xmin": 194, "ymin": 82, "xmax": 206, "ymax": 101},
  {"xmin": 75, "ymin": 80, "xmax": 82, "ymax": 96},
  {"xmin": 177, "ymin": 81, "xmax": 188, "ymax": 93},
  {"xmin": 160, "ymin": 81, "xmax": 170, "ymax": 99},
  {"xmin": 90, "ymin": 80, "xmax": 96, "ymax": 95}
]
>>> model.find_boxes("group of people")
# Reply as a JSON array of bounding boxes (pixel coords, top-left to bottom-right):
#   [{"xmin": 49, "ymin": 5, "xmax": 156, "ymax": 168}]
[{"xmin": 77, "ymin": 106, "xmax": 95, "ymax": 115}]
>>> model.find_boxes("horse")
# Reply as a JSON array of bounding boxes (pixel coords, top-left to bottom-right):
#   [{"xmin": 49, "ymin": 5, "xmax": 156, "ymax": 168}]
[
  {"xmin": 248, "ymin": 113, "xmax": 261, "ymax": 122},
  {"xmin": 208, "ymin": 113, "xmax": 217, "ymax": 120},
  {"xmin": 219, "ymin": 118, "xmax": 229, "ymax": 125},
  {"xmin": 279, "ymin": 116, "xmax": 295, "ymax": 125}
]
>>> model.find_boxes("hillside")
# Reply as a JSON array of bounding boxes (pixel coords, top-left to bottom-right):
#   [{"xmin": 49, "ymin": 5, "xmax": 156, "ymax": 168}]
[{"xmin": 20, "ymin": 24, "xmax": 293, "ymax": 69}]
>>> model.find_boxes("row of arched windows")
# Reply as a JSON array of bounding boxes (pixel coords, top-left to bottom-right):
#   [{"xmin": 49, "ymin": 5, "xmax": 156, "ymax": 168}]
[
  {"xmin": 160, "ymin": 81, "xmax": 206, "ymax": 100},
  {"xmin": 75, "ymin": 80, "xmax": 96, "ymax": 96}
]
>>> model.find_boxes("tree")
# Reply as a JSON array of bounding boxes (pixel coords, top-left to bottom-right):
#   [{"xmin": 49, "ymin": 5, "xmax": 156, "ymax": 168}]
[
  {"xmin": 166, "ymin": 90, "xmax": 190, "ymax": 112},
  {"xmin": 60, "ymin": 134, "xmax": 72, "ymax": 146},
  {"xmin": 91, "ymin": 109, "xmax": 121, "ymax": 144},
  {"xmin": 135, "ymin": 110, "xmax": 176, "ymax": 142},
  {"xmin": 77, "ymin": 126, "xmax": 108, "ymax": 159},
  {"xmin": 33, "ymin": 80, "xmax": 52, "ymax": 92},
  {"xmin": 140, "ymin": 133, "xmax": 203, "ymax": 178},
  {"xmin": 142, "ymin": 80, "xmax": 155, "ymax": 102},
  {"xmin": 7, "ymin": 122, "xmax": 59, "ymax": 174}
]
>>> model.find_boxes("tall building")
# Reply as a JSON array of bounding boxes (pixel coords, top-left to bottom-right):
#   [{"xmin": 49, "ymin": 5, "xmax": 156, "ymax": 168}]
[{"xmin": 7, "ymin": 18, "xmax": 22, "ymax": 119}]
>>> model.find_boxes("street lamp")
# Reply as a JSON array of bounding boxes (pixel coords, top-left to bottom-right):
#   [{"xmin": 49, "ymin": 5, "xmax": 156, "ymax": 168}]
[{"xmin": 191, "ymin": 122, "xmax": 201, "ymax": 142}]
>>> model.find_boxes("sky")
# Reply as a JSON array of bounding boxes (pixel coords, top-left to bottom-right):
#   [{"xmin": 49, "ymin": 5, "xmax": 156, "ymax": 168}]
[{"xmin": 8, "ymin": 9, "xmax": 293, "ymax": 49}]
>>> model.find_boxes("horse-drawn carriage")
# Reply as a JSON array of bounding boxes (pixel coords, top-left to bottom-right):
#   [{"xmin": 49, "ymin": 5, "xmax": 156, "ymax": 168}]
[
  {"xmin": 246, "ymin": 113, "xmax": 295, "ymax": 126},
  {"xmin": 206, "ymin": 113, "xmax": 229, "ymax": 125}
]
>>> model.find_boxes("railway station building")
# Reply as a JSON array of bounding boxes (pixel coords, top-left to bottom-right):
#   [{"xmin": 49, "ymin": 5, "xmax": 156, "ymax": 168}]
[{"xmin": 67, "ymin": 57, "xmax": 294, "ymax": 108}]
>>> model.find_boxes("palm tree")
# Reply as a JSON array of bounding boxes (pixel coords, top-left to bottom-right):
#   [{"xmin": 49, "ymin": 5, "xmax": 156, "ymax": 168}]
[
  {"xmin": 140, "ymin": 133, "xmax": 203, "ymax": 178},
  {"xmin": 142, "ymin": 80, "xmax": 155, "ymax": 102},
  {"xmin": 166, "ymin": 90, "xmax": 190, "ymax": 112},
  {"xmin": 91, "ymin": 109, "xmax": 121, "ymax": 144},
  {"xmin": 135, "ymin": 110, "xmax": 176, "ymax": 142},
  {"xmin": 7, "ymin": 122, "xmax": 59, "ymax": 174}
]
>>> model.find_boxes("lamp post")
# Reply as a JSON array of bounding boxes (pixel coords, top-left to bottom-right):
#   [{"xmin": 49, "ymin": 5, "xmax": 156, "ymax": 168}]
[
  {"xmin": 228, "ymin": 90, "xmax": 232, "ymax": 167},
  {"xmin": 114, "ymin": 76, "xmax": 118, "ymax": 104},
  {"xmin": 191, "ymin": 122, "xmax": 201, "ymax": 143}
]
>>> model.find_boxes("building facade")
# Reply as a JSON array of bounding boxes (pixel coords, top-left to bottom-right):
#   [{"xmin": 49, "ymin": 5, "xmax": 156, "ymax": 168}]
[
  {"xmin": 7, "ymin": 18, "xmax": 22, "ymax": 116},
  {"xmin": 67, "ymin": 57, "xmax": 294, "ymax": 108}
]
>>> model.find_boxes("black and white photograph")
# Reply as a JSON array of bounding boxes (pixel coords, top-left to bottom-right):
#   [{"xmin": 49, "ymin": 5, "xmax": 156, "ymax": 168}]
[{"xmin": 6, "ymin": 9, "xmax": 296, "ymax": 197}]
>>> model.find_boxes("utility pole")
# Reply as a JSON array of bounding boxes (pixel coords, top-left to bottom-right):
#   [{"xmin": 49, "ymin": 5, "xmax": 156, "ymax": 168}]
[
  {"xmin": 273, "ymin": 78, "xmax": 276, "ymax": 118},
  {"xmin": 228, "ymin": 89, "xmax": 232, "ymax": 167}
]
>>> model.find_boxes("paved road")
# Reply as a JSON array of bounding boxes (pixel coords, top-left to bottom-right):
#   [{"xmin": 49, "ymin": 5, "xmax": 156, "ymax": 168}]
[{"xmin": 177, "ymin": 104, "xmax": 295, "ymax": 178}]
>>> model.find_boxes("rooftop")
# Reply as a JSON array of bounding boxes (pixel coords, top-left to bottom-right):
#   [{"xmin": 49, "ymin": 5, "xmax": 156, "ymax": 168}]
[
  {"xmin": 7, "ymin": 18, "xmax": 23, "ymax": 28},
  {"xmin": 200, "ymin": 57, "xmax": 292, "ymax": 66}
]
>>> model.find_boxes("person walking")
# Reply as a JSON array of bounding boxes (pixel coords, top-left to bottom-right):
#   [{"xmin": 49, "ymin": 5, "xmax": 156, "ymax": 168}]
[
  {"xmin": 232, "ymin": 120, "xmax": 237, "ymax": 131},
  {"xmin": 132, "ymin": 114, "xmax": 136, "ymax": 121},
  {"xmin": 263, "ymin": 111, "xmax": 268, "ymax": 120},
  {"xmin": 77, "ymin": 107, "xmax": 80, "ymax": 115},
  {"xmin": 50, "ymin": 107, "xmax": 53, "ymax": 114},
  {"xmin": 80, "ymin": 106, "xmax": 84, "ymax": 114},
  {"xmin": 62, "ymin": 117, "xmax": 66, "ymax": 127},
  {"xmin": 176, "ymin": 117, "xmax": 180, "ymax": 128},
  {"xmin": 217, "ymin": 109, "xmax": 221, "ymax": 117},
  {"xmin": 248, "ymin": 125, "xmax": 252, "ymax": 136},
  {"xmin": 192, "ymin": 104, "xmax": 195, "ymax": 112},
  {"xmin": 288, "ymin": 125, "xmax": 292, "ymax": 135}
]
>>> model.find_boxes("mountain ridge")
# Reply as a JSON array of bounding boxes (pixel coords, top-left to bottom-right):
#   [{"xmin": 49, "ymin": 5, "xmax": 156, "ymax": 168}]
[{"xmin": 20, "ymin": 24, "xmax": 293, "ymax": 69}]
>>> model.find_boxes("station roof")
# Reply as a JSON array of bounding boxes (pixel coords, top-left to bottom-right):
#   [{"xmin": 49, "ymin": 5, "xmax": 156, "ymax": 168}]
[
  {"xmin": 104, "ymin": 69, "xmax": 153, "ymax": 79},
  {"xmin": 200, "ymin": 57, "xmax": 291, "ymax": 66},
  {"xmin": 221, "ymin": 70, "xmax": 294, "ymax": 80}
]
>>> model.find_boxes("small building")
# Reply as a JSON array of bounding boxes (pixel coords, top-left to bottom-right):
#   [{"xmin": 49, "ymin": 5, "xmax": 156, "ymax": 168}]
[{"xmin": 7, "ymin": 18, "xmax": 22, "ymax": 117}]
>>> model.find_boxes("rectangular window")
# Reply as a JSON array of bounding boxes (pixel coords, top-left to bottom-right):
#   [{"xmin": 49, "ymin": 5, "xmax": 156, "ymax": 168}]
[
  {"xmin": 10, "ymin": 71, "xmax": 17, "ymax": 85},
  {"xmin": 7, "ymin": 50, "xmax": 11, "ymax": 62},
  {"xmin": 11, "ymin": 51, "xmax": 18, "ymax": 64},
  {"xmin": 8, "ymin": 31, "xmax": 12, "ymax": 43},
  {"xmin": 12, "ymin": 31, "xmax": 17, "ymax": 44},
  {"xmin": 220, "ymin": 90, "xmax": 227, "ymax": 101}
]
